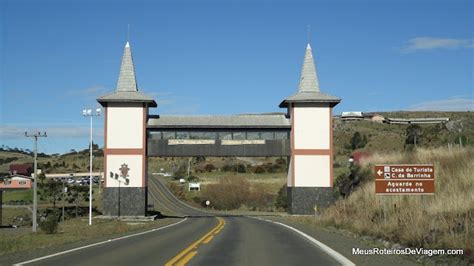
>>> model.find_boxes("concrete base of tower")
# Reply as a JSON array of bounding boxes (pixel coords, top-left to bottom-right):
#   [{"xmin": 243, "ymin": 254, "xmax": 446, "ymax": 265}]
[
  {"xmin": 102, "ymin": 187, "xmax": 147, "ymax": 217},
  {"xmin": 287, "ymin": 187, "xmax": 335, "ymax": 215}
]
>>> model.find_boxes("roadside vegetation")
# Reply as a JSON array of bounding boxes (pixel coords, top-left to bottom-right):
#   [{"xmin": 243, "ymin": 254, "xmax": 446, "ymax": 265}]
[
  {"xmin": 0, "ymin": 214, "xmax": 180, "ymax": 257},
  {"xmin": 158, "ymin": 157, "xmax": 287, "ymax": 212},
  {"xmin": 290, "ymin": 147, "xmax": 473, "ymax": 262},
  {"xmin": 1, "ymin": 178, "xmax": 178, "ymax": 257},
  {"xmin": 1, "ymin": 111, "xmax": 472, "ymax": 258}
]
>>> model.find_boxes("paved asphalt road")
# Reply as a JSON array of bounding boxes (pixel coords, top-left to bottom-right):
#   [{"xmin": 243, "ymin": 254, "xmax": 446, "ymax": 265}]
[{"xmin": 18, "ymin": 177, "xmax": 345, "ymax": 266}]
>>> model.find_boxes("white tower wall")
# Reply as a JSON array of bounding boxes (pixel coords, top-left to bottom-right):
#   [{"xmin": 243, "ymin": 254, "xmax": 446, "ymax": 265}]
[
  {"xmin": 104, "ymin": 103, "xmax": 147, "ymax": 189},
  {"xmin": 290, "ymin": 104, "xmax": 333, "ymax": 188}
]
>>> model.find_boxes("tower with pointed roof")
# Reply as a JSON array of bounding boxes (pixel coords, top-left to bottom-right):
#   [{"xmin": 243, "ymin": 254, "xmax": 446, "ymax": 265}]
[
  {"xmin": 97, "ymin": 42, "xmax": 156, "ymax": 217},
  {"xmin": 280, "ymin": 43, "xmax": 341, "ymax": 215}
]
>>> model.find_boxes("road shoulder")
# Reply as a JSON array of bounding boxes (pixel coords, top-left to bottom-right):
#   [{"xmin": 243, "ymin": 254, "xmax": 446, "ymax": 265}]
[{"xmin": 259, "ymin": 216, "xmax": 420, "ymax": 266}]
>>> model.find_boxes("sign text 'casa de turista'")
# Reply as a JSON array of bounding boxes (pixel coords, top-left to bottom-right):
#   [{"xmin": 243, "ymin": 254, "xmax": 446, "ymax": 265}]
[{"xmin": 375, "ymin": 164, "xmax": 435, "ymax": 195}]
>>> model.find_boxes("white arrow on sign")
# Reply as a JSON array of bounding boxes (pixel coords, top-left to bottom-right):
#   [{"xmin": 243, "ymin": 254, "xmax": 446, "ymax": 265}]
[{"xmin": 377, "ymin": 169, "xmax": 383, "ymax": 176}]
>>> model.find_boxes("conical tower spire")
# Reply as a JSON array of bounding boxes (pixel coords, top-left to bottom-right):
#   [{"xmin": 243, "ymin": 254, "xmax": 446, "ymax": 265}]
[
  {"xmin": 116, "ymin": 42, "xmax": 138, "ymax": 92},
  {"xmin": 279, "ymin": 42, "xmax": 340, "ymax": 108},
  {"xmin": 298, "ymin": 43, "xmax": 320, "ymax": 92},
  {"xmin": 97, "ymin": 41, "xmax": 157, "ymax": 108}
]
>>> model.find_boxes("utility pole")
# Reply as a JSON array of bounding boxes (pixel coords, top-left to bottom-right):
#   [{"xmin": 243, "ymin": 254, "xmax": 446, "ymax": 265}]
[{"xmin": 25, "ymin": 131, "xmax": 47, "ymax": 233}]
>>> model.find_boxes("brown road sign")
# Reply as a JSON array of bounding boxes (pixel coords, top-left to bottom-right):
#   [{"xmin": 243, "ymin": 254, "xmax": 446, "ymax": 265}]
[{"xmin": 375, "ymin": 164, "xmax": 435, "ymax": 195}]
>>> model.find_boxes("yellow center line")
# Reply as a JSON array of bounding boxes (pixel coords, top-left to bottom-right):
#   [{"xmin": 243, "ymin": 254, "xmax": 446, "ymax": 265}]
[
  {"xmin": 202, "ymin": 235, "xmax": 214, "ymax": 244},
  {"xmin": 213, "ymin": 220, "xmax": 226, "ymax": 234},
  {"xmin": 165, "ymin": 217, "xmax": 225, "ymax": 266},
  {"xmin": 175, "ymin": 251, "xmax": 198, "ymax": 266}
]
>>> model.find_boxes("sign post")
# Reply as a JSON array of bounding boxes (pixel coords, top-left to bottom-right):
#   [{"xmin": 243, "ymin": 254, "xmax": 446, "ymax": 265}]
[{"xmin": 375, "ymin": 164, "xmax": 435, "ymax": 195}]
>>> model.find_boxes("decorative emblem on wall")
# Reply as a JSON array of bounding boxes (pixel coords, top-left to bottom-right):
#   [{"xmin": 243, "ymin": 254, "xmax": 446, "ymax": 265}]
[
  {"xmin": 109, "ymin": 163, "xmax": 130, "ymax": 186},
  {"xmin": 119, "ymin": 163, "xmax": 130, "ymax": 179}
]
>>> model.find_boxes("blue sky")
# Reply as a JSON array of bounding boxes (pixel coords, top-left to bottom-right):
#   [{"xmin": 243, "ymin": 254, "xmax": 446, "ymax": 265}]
[{"xmin": 1, "ymin": 0, "xmax": 473, "ymax": 154}]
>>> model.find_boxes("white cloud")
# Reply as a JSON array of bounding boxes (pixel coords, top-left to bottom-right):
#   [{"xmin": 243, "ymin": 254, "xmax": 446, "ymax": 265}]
[
  {"xmin": 61, "ymin": 85, "xmax": 108, "ymax": 102},
  {"xmin": 67, "ymin": 85, "xmax": 107, "ymax": 95},
  {"xmin": 141, "ymin": 90, "xmax": 176, "ymax": 106},
  {"xmin": 0, "ymin": 125, "xmax": 103, "ymax": 139},
  {"xmin": 406, "ymin": 96, "xmax": 474, "ymax": 111},
  {"xmin": 401, "ymin": 37, "xmax": 474, "ymax": 52},
  {"xmin": 141, "ymin": 90, "xmax": 201, "ymax": 113}
]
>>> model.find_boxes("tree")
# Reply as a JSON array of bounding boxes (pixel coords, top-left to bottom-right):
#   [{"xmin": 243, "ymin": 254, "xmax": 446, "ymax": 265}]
[
  {"xmin": 350, "ymin": 131, "xmax": 367, "ymax": 150},
  {"xmin": 40, "ymin": 161, "xmax": 52, "ymax": 172},
  {"xmin": 39, "ymin": 178, "xmax": 63, "ymax": 207},
  {"xmin": 275, "ymin": 158, "xmax": 286, "ymax": 165},
  {"xmin": 65, "ymin": 185, "xmax": 89, "ymax": 218},
  {"xmin": 172, "ymin": 160, "xmax": 188, "ymax": 179},
  {"xmin": 275, "ymin": 184, "xmax": 288, "ymax": 210},
  {"xmin": 253, "ymin": 166, "xmax": 265, "ymax": 174},
  {"xmin": 39, "ymin": 209, "xmax": 60, "ymax": 234},
  {"xmin": 405, "ymin": 124, "xmax": 422, "ymax": 149},
  {"xmin": 204, "ymin": 164, "xmax": 216, "ymax": 172},
  {"xmin": 91, "ymin": 142, "xmax": 99, "ymax": 150},
  {"xmin": 236, "ymin": 164, "xmax": 246, "ymax": 173},
  {"xmin": 192, "ymin": 156, "xmax": 206, "ymax": 164},
  {"xmin": 335, "ymin": 164, "xmax": 371, "ymax": 198}
]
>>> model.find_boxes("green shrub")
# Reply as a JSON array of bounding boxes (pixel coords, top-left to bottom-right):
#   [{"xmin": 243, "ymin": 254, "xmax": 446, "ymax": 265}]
[
  {"xmin": 221, "ymin": 164, "xmax": 236, "ymax": 172},
  {"xmin": 204, "ymin": 164, "xmax": 216, "ymax": 172},
  {"xmin": 335, "ymin": 165, "xmax": 371, "ymax": 198},
  {"xmin": 201, "ymin": 177, "xmax": 250, "ymax": 210},
  {"xmin": 275, "ymin": 158, "xmax": 286, "ymax": 165},
  {"xmin": 187, "ymin": 175, "xmax": 200, "ymax": 182},
  {"xmin": 236, "ymin": 164, "xmax": 246, "ymax": 173},
  {"xmin": 253, "ymin": 166, "xmax": 265, "ymax": 174},
  {"xmin": 350, "ymin": 131, "xmax": 367, "ymax": 150},
  {"xmin": 274, "ymin": 184, "xmax": 288, "ymax": 211},
  {"xmin": 39, "ymin": 209, "xmax": 60, "ymax": 234}
]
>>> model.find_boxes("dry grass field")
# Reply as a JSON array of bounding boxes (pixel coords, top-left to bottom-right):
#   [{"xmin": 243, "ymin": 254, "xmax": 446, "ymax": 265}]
[
  {"xmin": 289, "ymin": 147, "xmax": 473, "ymax": 261},
  {"xmin": 0, "ymin": 212, "xmax": 180, "ymax": 257}
]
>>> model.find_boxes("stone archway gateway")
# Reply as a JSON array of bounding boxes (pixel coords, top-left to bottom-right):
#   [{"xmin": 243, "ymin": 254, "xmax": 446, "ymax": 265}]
[{"xmin": 97, "ymin": 42, "xmax": 340, "ymax": 216}]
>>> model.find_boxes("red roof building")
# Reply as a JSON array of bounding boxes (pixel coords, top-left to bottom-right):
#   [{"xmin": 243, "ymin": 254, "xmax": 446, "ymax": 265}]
[{"xmin": 9, "ymin": 163, "xmax": 33, "ymax": 176}]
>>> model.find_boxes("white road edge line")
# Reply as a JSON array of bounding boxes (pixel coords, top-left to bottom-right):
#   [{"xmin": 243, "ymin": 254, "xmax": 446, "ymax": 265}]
[
  {"xmin": 14, "ymin": 218, "xmax": 188, "ymax": 266},
  {"xmin": 250, "ymin": 217, "xmax": 355, "ymax": 266}
]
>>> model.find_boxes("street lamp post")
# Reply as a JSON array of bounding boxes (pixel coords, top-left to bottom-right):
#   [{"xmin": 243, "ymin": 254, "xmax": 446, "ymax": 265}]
[
  {"xmin": 25, "ymin": 131, "xmax": 47, "ymax": 233},
  {"xmin": 83, "ymin": 108, "xmax": 101, "ymax": 226}
]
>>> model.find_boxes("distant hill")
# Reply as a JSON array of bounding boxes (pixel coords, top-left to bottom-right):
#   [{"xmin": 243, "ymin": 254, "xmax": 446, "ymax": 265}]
[
  {"xmin": 1, "ymin": 111, "xmax": 471, "ymax": 175},
  {"xmin": 0, "ymin": 148, "xmax": 103, "ymax": 175},
  {"xmin": 333, "ymin": 111, "xmax": 473, "ymax": 163}
]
